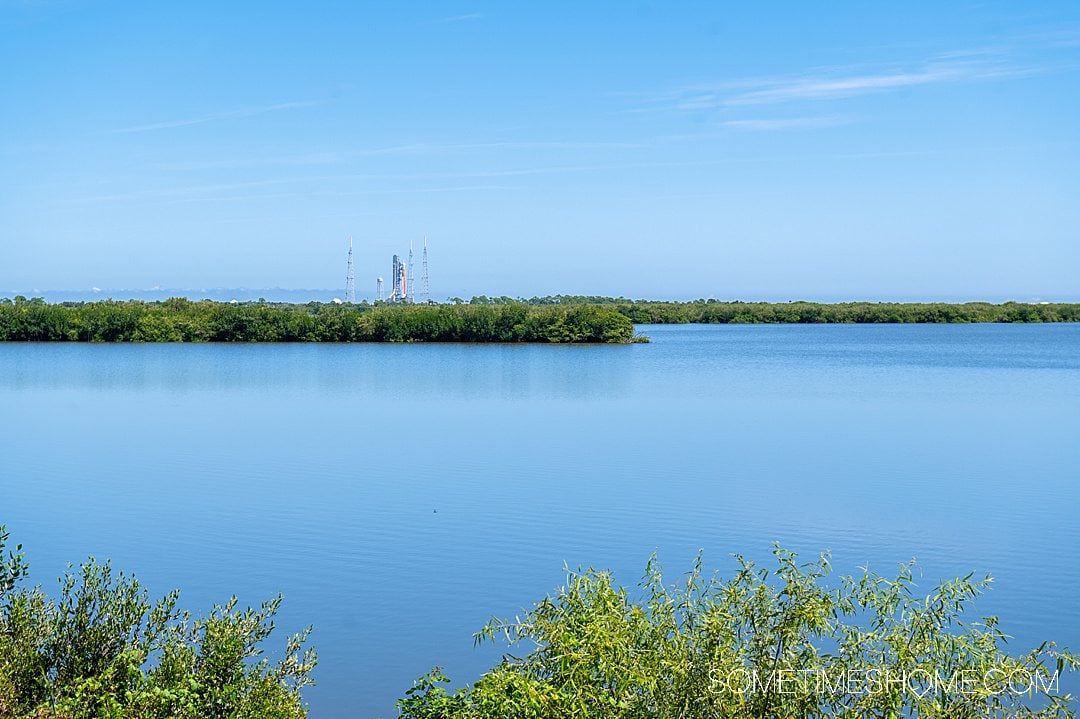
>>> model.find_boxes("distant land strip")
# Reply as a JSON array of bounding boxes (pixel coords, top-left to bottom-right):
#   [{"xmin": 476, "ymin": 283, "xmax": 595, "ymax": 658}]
[
  {"xmin": 478, "ymin": 295, "xmax": 1080, "ymax": 325},
  {"xmin": 0, "ymin": 296, "xmax": 1077, "ymax": 343}
]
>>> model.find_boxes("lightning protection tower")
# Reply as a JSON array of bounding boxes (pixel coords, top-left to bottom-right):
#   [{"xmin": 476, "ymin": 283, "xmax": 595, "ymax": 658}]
[
  {"xmin": 344, "ymin": 236, "xmax": 356, "ymax": 303},
  {"xmin": 419, "ymin": 236, "xmax": 430, "ymax": 304}
]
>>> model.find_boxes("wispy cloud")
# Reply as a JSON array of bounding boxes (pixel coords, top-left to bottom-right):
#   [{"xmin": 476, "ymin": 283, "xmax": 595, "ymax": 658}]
[
  {"xmin": 724, "ymin": 67, "xmax": 964, "ymax": 106},
  {"xmin": 157, "ymin": 139, "xmax": 654, "ymax": 171},
  {"xmin": 76, "ymin": 180, "xmax": 514, "ymax": 206},
  {"xmin": 438, "ymin": 12, "xmax": 483, "ymax": 23},
  {"xmin": 170, "ymin": 184, "xmax": 512, "ymax": 204},
  {"xmin": 73, "ymin": 142, "xmax": 1080, "ymax": 207},
  {"xmin": 359, "ymin": 139, "xmax": 646, "ymax": 154},
  {"xmin": 79, "ymin": 178, "xmax": 300, "ymax": 203},
  {"xmin": 642, "ymin": 46, "xmax": 1053, "ymax": 114},
  {"xmin": 722, "ymin": 116, "xmax": 852, "ymax": 131},
  {"xmin": 1015, "ymin": 25, "xmax": 1080, "ymax": 49},
  {"xmin": 0, "ymin": 141, "xmax": 57, "ymax": 155},
  {"xmin": 113, "ymin": 100, "xmax": 317, "ymax": 133},
  {"xmin": 672, "ymin": 63, "xmax": 1003, "ymax": 111}
]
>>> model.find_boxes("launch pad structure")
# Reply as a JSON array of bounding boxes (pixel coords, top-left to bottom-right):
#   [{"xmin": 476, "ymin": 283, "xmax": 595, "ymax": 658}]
[{"xmin": 345, "ymin": 237, "xmax": 431, "ymax": 304}]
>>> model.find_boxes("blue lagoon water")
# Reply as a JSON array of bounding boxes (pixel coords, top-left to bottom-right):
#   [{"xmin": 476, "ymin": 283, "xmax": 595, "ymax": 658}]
[{"xmin": 2, "ymin": 324, "xmax": 1079, "ymax": 717}]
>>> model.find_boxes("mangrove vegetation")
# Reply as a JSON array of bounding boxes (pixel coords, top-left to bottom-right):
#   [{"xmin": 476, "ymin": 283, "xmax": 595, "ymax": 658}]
[
  {"xmin": 0, "ymin": 526, "xmax": 315, "ymax": 719},
  {"xmin": 0, "ymin": 298, "xmax": 635, "ymax": 344},
  {"xmin": 399, "ymin": 548, "xmax": 1077, "ymax": 719},
  {"xmin": 2, "ymin": 528, "xmax": 1075, "ymax": 718},
  {"xmin": 470, "ymin": 295, "xmax": 1080, "ymax": 324},
  {"xmin": 0, "ymin": 296, "xmax": 1077, "ymax": 343}
]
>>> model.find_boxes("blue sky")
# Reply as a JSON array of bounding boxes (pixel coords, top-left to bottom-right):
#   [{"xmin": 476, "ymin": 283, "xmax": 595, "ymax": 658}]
[{"xmin": 2, "ymin": 0, "xmax": 1078, "ymax": 300}]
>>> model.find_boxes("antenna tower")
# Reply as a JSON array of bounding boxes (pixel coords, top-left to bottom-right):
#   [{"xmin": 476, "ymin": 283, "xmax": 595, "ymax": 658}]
[
  {"xmin": 419, "ymin": 236, "xmax": 430, "ymax": 303},
  {"xmin": 344, "ymin": 236, "xmax": 356, "ymax": 303}
]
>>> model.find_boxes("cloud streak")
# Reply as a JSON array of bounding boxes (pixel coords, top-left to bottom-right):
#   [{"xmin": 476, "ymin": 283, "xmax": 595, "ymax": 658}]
[
  {"xmin": 438, "ymin": 12, "xmax": 483, "ymax": 23},
  {"xmin": 157, "ymin": 139, "xmax": 657, "ymax": 171},
  {"xmin": 722, "ymin": 67, "xmax": 963, "ymax": 106},
  {"xmin": 113, "ymin": 100, "xmax": 317, "ymax": 133},
  {"xmin": 56, "ymin": 143, "xmax": 1053, "ymax": 211},
  {"xmin": 722, "ymin": 116, "xmax": 851, "ymax": 131},
  {"xmin": 648, "ymin": 48, "xmax": 1051, "ymax": 114},
  {"xmin": 673, "ymin": 65, "xmax": 975, "ymax": 110}
]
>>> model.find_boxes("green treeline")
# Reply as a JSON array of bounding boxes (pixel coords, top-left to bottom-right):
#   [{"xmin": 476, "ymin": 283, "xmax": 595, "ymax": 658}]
[
  {"xmin": 1, "ymin": 296, "xmax": 1077, "ymax": 343},
  {"xmin": 469, "ymin": 295, "xmax": 1080, "ymax": 324},
  {"xmin": 616, "ymin": 300, "xmax": 1080, "ymax": 324},
  {"xmin": 0, "ymin": 298, "xmax": 635, "ymax": 343}
]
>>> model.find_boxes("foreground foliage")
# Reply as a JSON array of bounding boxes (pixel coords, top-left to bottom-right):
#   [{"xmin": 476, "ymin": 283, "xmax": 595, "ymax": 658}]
[
  {"xmin": 399, "ymin": 548, "xmax": 1077, "ymax": 718},
  {"xmin": 0, "ymin": 298, "xmax": 635, "ymax": 343},
  {"xmin": 0, "ymin": 526, "xmax": 315, "ymax": 719}
]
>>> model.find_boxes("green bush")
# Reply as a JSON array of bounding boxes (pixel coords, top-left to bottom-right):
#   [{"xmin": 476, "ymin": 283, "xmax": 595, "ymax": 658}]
[
  {"xmin": 0, "ymin": 526, "xmax": 315, "ymax": 719},
  {"xmin": 399, "ymin": 548, "xmax": 1077, "ymax": 718}
]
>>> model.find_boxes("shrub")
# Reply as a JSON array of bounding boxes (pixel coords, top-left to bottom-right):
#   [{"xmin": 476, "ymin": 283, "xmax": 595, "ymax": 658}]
[
  {"xmin": 400, "ymin": 547, "xmax": 1077, "ymax": 718},
  {"xmin": 0, "ymin": 526, "xmax": 315, "ymax": 719}
]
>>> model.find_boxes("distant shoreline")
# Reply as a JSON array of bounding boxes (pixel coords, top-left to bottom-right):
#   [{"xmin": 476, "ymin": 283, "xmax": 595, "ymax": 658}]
[{"xmin": 1, "ymin": 297, "xmax": 1077, "ymax": 344}]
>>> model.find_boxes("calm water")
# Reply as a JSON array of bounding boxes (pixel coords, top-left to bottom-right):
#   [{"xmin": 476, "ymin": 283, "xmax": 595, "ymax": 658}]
[{"xmin": 2, "ymin": 324, "xmax": 1079, "ymax": 717}]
